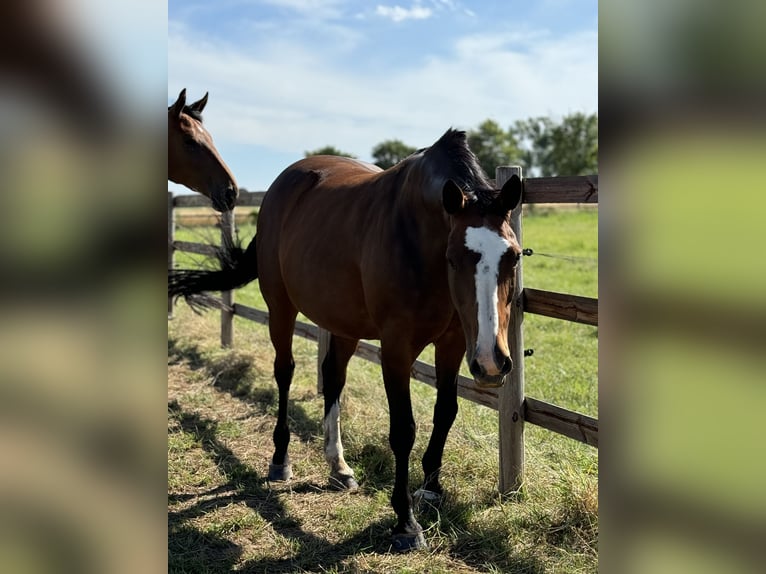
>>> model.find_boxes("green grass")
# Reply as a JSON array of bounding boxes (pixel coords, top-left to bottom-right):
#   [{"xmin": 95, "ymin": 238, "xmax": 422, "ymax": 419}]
[{"xmin": 169, "ymin": 207, "xmax": 598, "ymax": 572}]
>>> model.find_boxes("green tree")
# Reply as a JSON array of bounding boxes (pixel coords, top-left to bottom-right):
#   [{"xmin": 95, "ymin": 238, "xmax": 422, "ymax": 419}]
[
  {"xmin": 304, "ymin": 145, "xmax": 356, "ymax": 158},
  {"xmin": 511, "ymin": 117, "xmax": 555, "ymax": 176},
  {"xmin": 548, "ymin": 112, "xmax": 598, "ymax": 176},
  {"xmin": 371, "ymin": 139, "xmax": 416, "ymax": 169},
  {"xmin": 512, "ymin": 113, "xmax": 598, "ymax": 176},
  {"xmin": 467, "ymin": 119, "xmax": 521, "ymax": 178}
]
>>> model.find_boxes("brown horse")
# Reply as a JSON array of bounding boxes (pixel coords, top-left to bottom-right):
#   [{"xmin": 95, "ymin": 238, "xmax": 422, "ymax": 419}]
[
  {"xmin": 168, "ymin": 89, "xmax": 238, "ymax": 212},
  {"xmin": 170, "ymin": 129, "xmax": 522, "ymax": 551}
]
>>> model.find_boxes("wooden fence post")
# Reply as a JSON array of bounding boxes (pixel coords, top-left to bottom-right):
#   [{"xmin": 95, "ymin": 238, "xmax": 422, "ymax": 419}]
[
  {"xmin": 168, "ymin": 191, "xmax": 174, "ymax": 318},
  {"xmin": 497, "ymin": 166, "xmax": 525, "ymax": 494},
  {"xmin": 317, "ymin": 328, "xmax": 331, "ymax": 394},
  {"xmin": 220, "ymin": 210, "xmax": 235, "ymax": 347}
]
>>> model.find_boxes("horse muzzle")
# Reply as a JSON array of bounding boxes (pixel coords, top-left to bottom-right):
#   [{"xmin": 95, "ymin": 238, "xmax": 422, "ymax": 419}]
[
  {"xmin": 211, "ymin": 184, "xmax": 239, "ymax": 212},
  {"xmin": 469, "ymin": 350, "xmax": 512, "ymax": 388}
]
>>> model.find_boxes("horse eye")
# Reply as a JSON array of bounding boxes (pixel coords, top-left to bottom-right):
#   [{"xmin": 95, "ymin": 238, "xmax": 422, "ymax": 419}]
[{"xmin": 446, "ymin": 256, "xmax": 456, "ymax": 269}]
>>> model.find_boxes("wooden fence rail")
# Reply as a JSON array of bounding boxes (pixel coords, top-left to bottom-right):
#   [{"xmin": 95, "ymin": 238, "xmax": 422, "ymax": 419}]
[{"xmin": 168, "ymin": 169, "xmax": 599, "ymax": 493}]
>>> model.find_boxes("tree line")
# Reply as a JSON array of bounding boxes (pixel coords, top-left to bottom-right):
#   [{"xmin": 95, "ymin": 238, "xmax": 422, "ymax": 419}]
[{"xmin": 306, "ymin": 112, "xmax": 597, "ymax": 178}]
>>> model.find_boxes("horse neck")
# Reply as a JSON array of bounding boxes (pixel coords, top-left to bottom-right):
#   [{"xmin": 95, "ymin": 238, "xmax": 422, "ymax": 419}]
[
  {"xmin": 167, "ymin": 121, "xmax": 183, "ymax": 182},
  {"xmin": 386, "ymin": 157, "xmax": 443, "ymax": 213},
  {"xmin": 384, "ymin": 161, "xmax": 452, "ymax": 251}
]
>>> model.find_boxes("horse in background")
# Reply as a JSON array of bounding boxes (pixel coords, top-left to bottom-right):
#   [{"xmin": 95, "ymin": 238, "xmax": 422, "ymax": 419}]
[
  {"xmin": 170, "ymin": 129, "xmax": 523, "ymax": 551},
  {"xmin": 168, "ymin": 89, "xmax": 238, "ymax": 212}
]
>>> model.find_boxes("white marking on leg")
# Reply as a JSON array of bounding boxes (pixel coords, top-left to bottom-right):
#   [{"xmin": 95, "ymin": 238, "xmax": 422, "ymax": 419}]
[
  {"xmin": 323, "ymin": 401, "xmax": 354, "ymax": 476},
  {"xmin": 464, "ymin": 226, "xmax": 511, "ymax": 373}
]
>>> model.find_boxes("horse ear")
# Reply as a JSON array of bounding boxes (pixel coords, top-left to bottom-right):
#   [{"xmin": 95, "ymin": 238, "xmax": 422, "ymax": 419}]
[
  {"xmin": 443, "ymin": 180, "xmax": 466, "ymax": 214},
  {"xmin": 189, "ymin": 92, "xmax": 209, "ymax": 114},
  {"xmin": 500, "ymin": 174, "xmax": 522, "ymax": 212},
  {"xmin": 170, "ymin": 88, "xmax": 186, "ymax": 118}
]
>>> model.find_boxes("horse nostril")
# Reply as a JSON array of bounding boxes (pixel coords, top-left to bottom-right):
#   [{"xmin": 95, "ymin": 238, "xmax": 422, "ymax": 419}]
[
  {"xmin": 494, "ymin": 346, "xmax": 512, "ymax": 375},
  {"xmin": 500, "ymin": 356, "xmax": 512, "ymax": 375}
]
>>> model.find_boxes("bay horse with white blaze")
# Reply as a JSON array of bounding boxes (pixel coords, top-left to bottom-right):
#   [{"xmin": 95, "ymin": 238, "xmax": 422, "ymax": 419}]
[
  {"xmin": 168, "ymin": 89, "xmax": 238, "ymax": 212},
  {"xmin": 170, "ymin": 129, "xmax": 522, "ymax": 551}
]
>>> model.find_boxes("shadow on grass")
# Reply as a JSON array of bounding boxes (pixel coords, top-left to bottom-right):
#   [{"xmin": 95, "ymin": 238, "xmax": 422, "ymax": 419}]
[
  {"xmin": 169, "ymin": 524, "xmax": 243, "ymax": 573},
  {"xmin": 168, "ymin": 337, "xmax": 322, "ymax": 443},
  {"xmin": 168, "ymin": 338, "xmax": 206, "ymax": 371},
  {"xmin": 415, "ymin": 495, "xmax": 547, "ymax": 574},
  {"xmin": 168, "ymin": 403, "xmax": 394, "ymax": 574}
]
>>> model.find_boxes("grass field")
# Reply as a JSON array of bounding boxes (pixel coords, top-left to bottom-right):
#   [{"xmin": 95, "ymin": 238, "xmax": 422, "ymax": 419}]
[{"xmin": 168, "ymin": 207, "xmax": 598, "ymax": 573}]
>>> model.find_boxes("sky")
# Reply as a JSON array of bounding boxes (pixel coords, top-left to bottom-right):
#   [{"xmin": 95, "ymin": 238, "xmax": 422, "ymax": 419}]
[{"xmin": 168, "ymin": 0, "xmax": 597, "ymax": 192}]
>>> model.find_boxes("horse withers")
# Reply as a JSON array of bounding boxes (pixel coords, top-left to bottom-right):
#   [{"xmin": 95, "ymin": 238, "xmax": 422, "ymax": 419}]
[
  {"xmin": 168, "ymin": 89, "xmax": 238, "ymax": 212},
  {"xmin": 170, "ymin": 129, "xmax": 523, "ymax": 551}
]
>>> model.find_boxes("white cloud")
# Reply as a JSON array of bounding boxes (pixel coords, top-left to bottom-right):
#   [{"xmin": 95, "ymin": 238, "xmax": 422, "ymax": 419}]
[{"xmin": 375, "ymin": 4, "xmax": 433, "ymax": 22}]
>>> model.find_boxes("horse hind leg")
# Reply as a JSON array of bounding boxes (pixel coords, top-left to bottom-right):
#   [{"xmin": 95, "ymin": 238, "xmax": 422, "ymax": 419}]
[
  {"xmin": 321, "ymin": 334, "xmax": 359, "ymax": 491},
  {"xmin": 267, "ymin": 306, "xmax": 298, "ymax": 482}
]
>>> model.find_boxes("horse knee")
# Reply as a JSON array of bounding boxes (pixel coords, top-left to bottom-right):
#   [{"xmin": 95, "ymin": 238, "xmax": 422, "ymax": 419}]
[
  {"xmin": 389, "ymin": 421, "xmax": 416, "ymax": 455},
  {"xmin": 434, "ymin": 398, "xmax": 458, "ymax": 427}
]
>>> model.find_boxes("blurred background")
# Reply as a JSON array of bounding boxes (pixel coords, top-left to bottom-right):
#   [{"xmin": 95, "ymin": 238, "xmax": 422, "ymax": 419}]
[
  {"xmin": 0, "ymin": 1, "xmax": 166, "ymax": 572},
  {"xmin": 1, "ymin": 0, "xmax": 764, "ymax": 572},
  {"xmin": 600, "ymin": 0, "xmax": 766, "ymax": 572}
]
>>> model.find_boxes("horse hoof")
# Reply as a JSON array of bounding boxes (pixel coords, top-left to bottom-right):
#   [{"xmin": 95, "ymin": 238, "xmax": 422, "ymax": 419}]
[
  {"xmin": 329, "ymin": 474, "xmax": 359, "ymax": 491},
  {"xmin": 268, "ymin": 463, "xmax": 293, "ymax": 482},
  {"xmin": 392, "ymin": 530, "xmax": 428, "ymax": 552},
  {"xmin": 413, "ymin": 488, "xmax": 443, "ymax": 508}
]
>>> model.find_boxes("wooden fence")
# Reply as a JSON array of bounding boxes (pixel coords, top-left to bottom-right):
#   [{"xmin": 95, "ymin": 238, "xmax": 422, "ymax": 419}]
[{"xmin": 168, "ymin": 167, "xmax": 599, "ymax": 493}]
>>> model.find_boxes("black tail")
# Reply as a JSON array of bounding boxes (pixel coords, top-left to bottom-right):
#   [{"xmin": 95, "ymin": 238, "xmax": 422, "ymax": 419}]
[{"xmin": 169, "ymin": 232, "xmax": 258, "ymax": 312}]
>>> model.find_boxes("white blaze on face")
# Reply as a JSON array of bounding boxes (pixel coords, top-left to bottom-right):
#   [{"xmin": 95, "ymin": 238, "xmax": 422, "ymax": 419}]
[{"xmin": 464, "ymin": 226, "xmax": 511, "ymax": 372}]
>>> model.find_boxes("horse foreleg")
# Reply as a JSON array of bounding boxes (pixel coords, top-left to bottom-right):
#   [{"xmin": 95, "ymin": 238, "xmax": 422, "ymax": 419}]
[
  {"xmin": 381, "ymin": 344, "xmax": 427, "ymax": 552},
  {"xmin": 321, "ymin": 334, "xmax": 359, "ymax": 490},
  {"xmin": 417, "ymin": 328, "xmax": 464, "ymax": 505}
]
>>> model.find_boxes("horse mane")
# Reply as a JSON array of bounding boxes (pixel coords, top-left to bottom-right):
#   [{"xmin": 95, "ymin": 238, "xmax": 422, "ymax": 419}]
[{"xmin": 424, "ymin": 128, "xmax": 501, "ymax": 212}]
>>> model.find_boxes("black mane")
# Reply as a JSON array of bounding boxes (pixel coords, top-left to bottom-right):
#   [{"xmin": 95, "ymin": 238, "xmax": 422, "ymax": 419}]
[{"xmin": 427, "ymin": 128, "xmax": 501, "ymax": 212}]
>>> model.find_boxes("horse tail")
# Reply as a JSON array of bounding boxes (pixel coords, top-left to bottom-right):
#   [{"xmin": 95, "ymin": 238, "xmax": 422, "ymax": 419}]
[{"xmin": 169, "ymin": 232, "xmax": 258, "ymax": 311}]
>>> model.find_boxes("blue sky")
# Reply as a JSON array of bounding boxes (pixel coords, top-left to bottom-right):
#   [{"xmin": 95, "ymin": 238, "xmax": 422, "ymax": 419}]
[{"xmin": 169, "ymin": 0, "xmax": 597, "ymax": 192}]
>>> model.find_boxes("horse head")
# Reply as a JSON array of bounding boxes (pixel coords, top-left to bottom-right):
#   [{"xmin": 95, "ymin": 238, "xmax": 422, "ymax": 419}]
[
  {"xmin": 168, "ymin": 89, "xmax": 238, "ymax": 212},
  {"xmin": 443, "ymin": 175, "xmax": 523, "ymax": 388}
]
